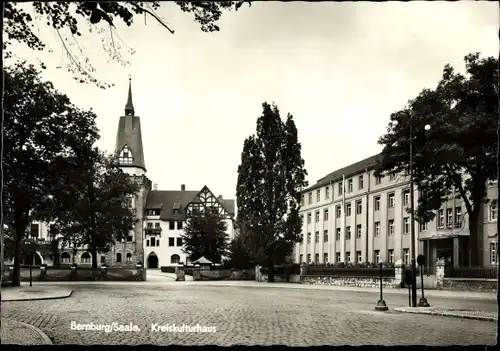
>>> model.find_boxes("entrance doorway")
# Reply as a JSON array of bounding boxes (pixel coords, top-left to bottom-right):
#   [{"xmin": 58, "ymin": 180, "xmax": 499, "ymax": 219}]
[{"xmin": 147, "ymin": 253, "xmax": 159, "ymax": 269}]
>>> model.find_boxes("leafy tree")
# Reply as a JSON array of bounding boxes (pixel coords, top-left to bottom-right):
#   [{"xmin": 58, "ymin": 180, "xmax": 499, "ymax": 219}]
[
  {"xmin": 44, "ymin": 150, "xmax": 140, "ymax": 268},
  {"xmin": 3, "ymin": 1, "xmax": 251, "ymax": 88},
  {"xmin": 236, "ymin": 102, "xmax": 307, "ymax": 282},
  {"xmin": 181, "ymin": 210, "xmax": 230, "ymax": 264},
  {"xmin": 227, "ymin": 222, "xmax": 256, "ymax": 269},
  {"xmin": 3, "ymin": 61, "xmax": 100, "ymax": 286},
  {"xmin": 375, "ymin": 53, "xmax": 497, "ymax": 266}
]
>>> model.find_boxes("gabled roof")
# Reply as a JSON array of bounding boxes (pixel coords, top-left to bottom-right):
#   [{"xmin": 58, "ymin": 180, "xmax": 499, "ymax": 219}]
[
  {"xmin": 193, "ymin": 256, "xmax": 213, "ymax": 264},
  {"xmin": 145, "ymin": 188, "xmax": 236, "ymax": 221},
  {"xmin": 303, "ymin": 154, "xmax": 381, "ymax": 193}
]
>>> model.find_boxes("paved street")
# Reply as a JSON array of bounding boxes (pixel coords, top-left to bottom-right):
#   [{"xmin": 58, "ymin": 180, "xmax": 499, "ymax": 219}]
[{"xmin": 2, "ymin": 280, "xmax": 496, "ymax": 346}]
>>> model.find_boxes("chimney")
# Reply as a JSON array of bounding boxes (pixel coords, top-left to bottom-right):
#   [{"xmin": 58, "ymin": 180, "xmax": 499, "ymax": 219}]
[
  {"xmin": 153, "ymin": 183, "xmax": 158, "ymax": 191},
  {"xmin": 218, "ymin": 195, "xmax": 223, "ymax": 199},
  {"xmin": 181, "ymin": 184, "xmax": 186, "ymax": 191}
]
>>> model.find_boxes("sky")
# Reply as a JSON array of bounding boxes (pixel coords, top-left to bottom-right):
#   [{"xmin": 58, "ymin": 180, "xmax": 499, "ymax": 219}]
[{"xmin": 7, "ymin": 1, "xmax": 499, "ymax": 203}]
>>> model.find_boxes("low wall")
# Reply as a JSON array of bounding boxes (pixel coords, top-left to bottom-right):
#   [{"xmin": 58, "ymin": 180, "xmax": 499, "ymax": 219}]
[
  {"xmin": 289, "ymin": 274, "xmax": 301, "ymax": 283},
  {"xmin": 442, "ymin": 278, "xmax": 497, "ymax": 292},
  {"xmin": 415, "ymin": 275, "xmax": 438, "ymax": 290},
  {"xmin": 302, "ymin": 275, "xmax": 399, "ymax": 289},
  {"xmin": 4, "ymin": 266, "xmax": 146, "ymax": 282},
  {"xmin": 259, "ymin": 274, "xmax": 287, "ymax": 282},
  {"xmin": 191, "ymin": 268, "xmax": 255, "ymax": 281}
]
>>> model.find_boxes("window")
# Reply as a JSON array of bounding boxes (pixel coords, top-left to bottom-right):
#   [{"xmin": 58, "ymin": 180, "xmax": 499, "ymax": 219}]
[
  {"xmin": 168, "ymin": 237, "xmax": 175, "ymax": 246},
  {"xmin": 324, "ymin": 253, "xmax": 328, "ymax": 263},
  {"xmin": 374, "ymin": 222, "xmax": 380, "ymax": 237},
  {"xmin": 150, "ymin": 237, "xmax": 157, "ymax": 247},
  {"xmin": 177, "ymin": 238, "xmax": 183, "ymax": 246},
  {"xmin": 338, "ymin": 182, "xmax": 343, "ymax": 196},
  {"xmin": 325, "ymin": 186, "xmax": 330, "ymax": 200},
  {"xmin": 126, "ymin": 252, "xmax": 132, "ymax": 262},
  {"xmin": 356, "ymin": 251, "xmax": 362, "ymax": 263},
  {"xmin": 317, "ymin": 189, "xmax": 321, "ymax": 202},
  {"xmin": 30, "ymin": 224, "xmax": 39, "ymax": 238},
  {"xmin": 374, "ymin": 250, "xmax": 380, "ymax": 264},
  {"xmin": 315, "ymin": 253, "xmax": 319, "ymax": 263},
  {"xmin": 388, "ymin": 249, "xmax": 394, "ymax": 264},
  {"xmin": 346, "ymin": 204, "xmax": 351, "ymax": 217},
  {"xmin": 375, "ymin": 175, "xmax": 382, "ymax": 185},
  {"xmin": 169, "ymin": 222, "xmax": 175, "ymax": 230},
  {"xmin": 438, "ymin": 209, "xmax": 444, "ymax": 228},
  {"xmin": 315, "ymin": 231, "xmax": 319, "ymax": 243},
  {"xmin": 146, "ymin": 239, "xmax": 150, "ymax": 246},
  {"xmin": 403, "ymin": 248, "xmax": 410, "ymax": 266},
  {"xmin": 356, "ymin": 200, "xmax": 362, "ymax": 214},
  {"xmin": 336, "ymin": 228, "xmax": 341, "ymax": 241},
  {"xmin": 171, "ymin": 254, "xmax": 180, "ymax": 264},
  {"xmin": 346, "ymin": 251, "xmax": 351, "ymax": 262},
  {"xmin": 324, "ymin": 209, "xmax": 329, "ymax": 221},
  {"xmin": 308, "ymin": 192, "xmax": 312, "ymax": 204},
  {"xmin": 315, "ymin": 211, "xmax": 320, "ymax": 223},
  {"xmin": 336, "ymin": 252, "xmax": 341, "ymax": 263},
  {"xmin": 301, "ymin": 195, "xmax": 305, "ymax": 206},
  {"xmin": 324, "ymin": 230, "xmax": 328, "ymax": 242},
  {"xmin": 455, "ymin": 207, "xmax": 462, "ymax": 227},
  {"xmin": 490, "ymin": 200, "xmax": 497, "ymax": 221},
  {"xmin": 388, "ymin": 193, "xmax": 395, "ymax": 208},
  {"xmin": 348, "ymin": 179, "xmax": 353, "ymax": 192},
  {"xmin": 116, "ymin": 253, "xmax": 122, "ymax": 263},
  {"xmin": 403, "ymin": 217, "xmax": 410, "ymax": 234},
  {"xmin": 299, "ymin": 254, "xmax": 303, "ymax": 263},
  {"xmin": 127, "ymin": 235, "xmax": 133, "ymax": 242},
  {"xmin": 388, "ymin": 219, "xmax": 395, "ymax": 236},
  {"xmin": 420, "ymin": 221, "xmax": 428, "ymax": 232},
  {"xmin": 307, "ymin": 213, "xmax": 312, "ymax": 224},
  {"xmin": 374, "ymin": 197, "xmax": 381, "ymax": 211},
  {"xmin": 81, "ymin": 252, "xmax": 91, "ymax": 264},
  {"xmin": 300, "ymin": 215, "xmax": 304, "ymax": 226},
  {"xmin": 446, "ymin": 208, "xmax": 453, "ymax": 228},
  {"xmin": 358, "ymin": 175, "xmax": 364, "ymax": 189},
  {"xmin": 403, "ymin": 190, "xmax": 410, "ymax": 206},
  {"xmin": 146, "ymin": 209, "xmax": 160, "ymax": 216},
  {"xmin": 307, "ymin": 233, "xmax": 311, "ymax": 244},
  {"xmin": 356, "ymin": 224, "xmax": 362, "ymax": 239},
  {"xmin": 346, "ymin": 226, "xmax": 351, "ymax": 240},
  {"xmin": 119, "ymin": 145, "xmax": 133, "ymax": 164},
  {"xmin": 155, "ymin": 223, "xmax": 160, "ymax": 228},
  {"xmin": 307, "ymin": 254, "xmax": 311, "ymax": 264},
  {"xmin": 100, "ymin": 256, "xmax": 106, "ymax": 263},
  {"xmin": 61, "ymin": 252, "xmax": 71, "ymax": 263},
  {"xmin": 177, "ymin": 221, "xmax": 183, "ymax": 230},
  {"xmin": 336, "ymin": 206, "xmax": 341, "ymax": 218},
  {"xmin": 490, "ymin": 243, "xmax": 498, "ymax": 264}
]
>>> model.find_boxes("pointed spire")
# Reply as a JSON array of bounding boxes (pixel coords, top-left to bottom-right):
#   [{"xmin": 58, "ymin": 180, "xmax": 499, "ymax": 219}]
[{"xmin": 125, "ymin": 76, "xmax": 135, "ymax": 116}]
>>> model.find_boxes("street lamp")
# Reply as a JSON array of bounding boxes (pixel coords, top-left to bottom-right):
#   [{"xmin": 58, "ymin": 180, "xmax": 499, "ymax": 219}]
[{"xmin": 392, "ymin": 117, "xmax": 431, "ymax": 307}]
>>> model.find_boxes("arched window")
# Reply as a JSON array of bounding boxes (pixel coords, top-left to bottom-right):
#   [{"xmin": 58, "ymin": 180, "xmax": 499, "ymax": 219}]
[
  {"xmin": 171, "ymin": 254, "xmax": 180, "ymax": 264},
  {"xmin": 81, "ymin": 252, "xmax": 91, "ymax": 264},
  {"xmin": 126, "ymin": 252, "xmax": 132, "ymax": 262},
  {"xmin": 61, "ymin": 252, "xmax": 71, "ymax": 264},
  {"xmin": 119, "ymin": 145, "xmax": 133, "ymax": 164},
  {"xmin": 116, "ymin": 253, "xmax": 122, "ymax": 263},
  {"xmin": 490, "ymin": 200, "xmax": 497, "ymax": 221}
]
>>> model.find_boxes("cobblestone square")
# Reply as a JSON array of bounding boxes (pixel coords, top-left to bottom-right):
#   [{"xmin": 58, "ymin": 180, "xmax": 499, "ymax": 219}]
[{"xmin": 2, "ymin": 281, "xmax": 497, "ymax": 346}]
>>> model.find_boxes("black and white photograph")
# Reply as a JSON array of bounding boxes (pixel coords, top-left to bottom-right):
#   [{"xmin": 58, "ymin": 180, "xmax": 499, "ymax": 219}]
[{"xmin": 1, "ymin": 0, "xmax": 498, "ymax": 346}]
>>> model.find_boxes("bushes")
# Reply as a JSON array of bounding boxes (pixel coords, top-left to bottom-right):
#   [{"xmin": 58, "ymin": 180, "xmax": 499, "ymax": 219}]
[{"xmin": 160, "ymin": 266, "xmax": 176, "ymax": 273}]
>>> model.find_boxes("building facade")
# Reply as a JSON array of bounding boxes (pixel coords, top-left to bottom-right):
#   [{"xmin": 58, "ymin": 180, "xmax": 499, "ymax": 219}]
[
  {"xmin": 15, "ymin": 79, "xmax": 236, "ymax": 269},
  {"xmin": 295, "ymin": 155, "xmax": 498, "ymax": 268}
]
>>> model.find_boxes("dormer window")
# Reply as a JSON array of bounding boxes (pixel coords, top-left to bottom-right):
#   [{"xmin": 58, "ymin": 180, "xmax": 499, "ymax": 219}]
[{"xmin": 119, "ymin": 145, "xmax": 134, "ymax": 164}]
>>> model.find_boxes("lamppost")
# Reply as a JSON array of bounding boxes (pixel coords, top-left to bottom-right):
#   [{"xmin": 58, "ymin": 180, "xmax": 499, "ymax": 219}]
[{"xmin": 392, "ymin": 115, "xmax": 431, "ymax": 307}]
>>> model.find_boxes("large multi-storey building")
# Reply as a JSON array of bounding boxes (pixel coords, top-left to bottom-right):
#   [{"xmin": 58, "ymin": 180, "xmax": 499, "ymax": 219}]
[
  {"xmin": 295, "ymin": 155, "xmax": 498, "ymax": 268},
  {"xmin": 14, "ymin": 79, "xmax": 236, "ymax": 269}
]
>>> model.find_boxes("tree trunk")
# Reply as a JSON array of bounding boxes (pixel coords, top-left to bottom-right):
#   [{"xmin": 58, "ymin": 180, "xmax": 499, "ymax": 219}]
[
  {"xmin": 468, "ymin": 212, "xmax": 480, "ymax": 267},
  {"xmin": 91, "ymin": 243, "xmax": 98, "ymax": 269},
  {"xmin": 267, "ymin": 257, "xmax": 274, "ymax": 282},
  {"xmin": 12, "ymin": 224, "xmax": 27, "ymax": 287}
]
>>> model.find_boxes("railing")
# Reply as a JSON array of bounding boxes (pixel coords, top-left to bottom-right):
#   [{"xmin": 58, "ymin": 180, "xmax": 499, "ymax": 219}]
[
  {"xmin": 416, "ymin": 265, "xmax": 436, "ymax": 275},
  {"xmin": 145, "ymin": 228, "xmax": 162, "ymax": 236},
  {"xmin": 307, "ymin": 266, "xmax": 395, "ymax": 277},
  {"xmin": 446, "ymin": 266, "xmax": 498, "ymax": 280}
]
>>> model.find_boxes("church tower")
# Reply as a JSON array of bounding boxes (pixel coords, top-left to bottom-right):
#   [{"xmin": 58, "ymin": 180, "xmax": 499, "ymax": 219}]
[{"xmin": 111, "ymin": 78, "xmax": 152, "ymax": 267}]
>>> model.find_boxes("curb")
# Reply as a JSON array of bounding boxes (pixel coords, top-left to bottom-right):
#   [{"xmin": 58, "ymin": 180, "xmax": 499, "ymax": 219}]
[
  {"xmin": 4, "ymin": 319, "xmax": 53, "ymax": 345},
  {"xmin": 1, "ymin": 290, "xmax": 73, "ymax": 302},
  {"xmin": 392, "ymin": 308, "xmax": 497, "ymax": 322}
]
